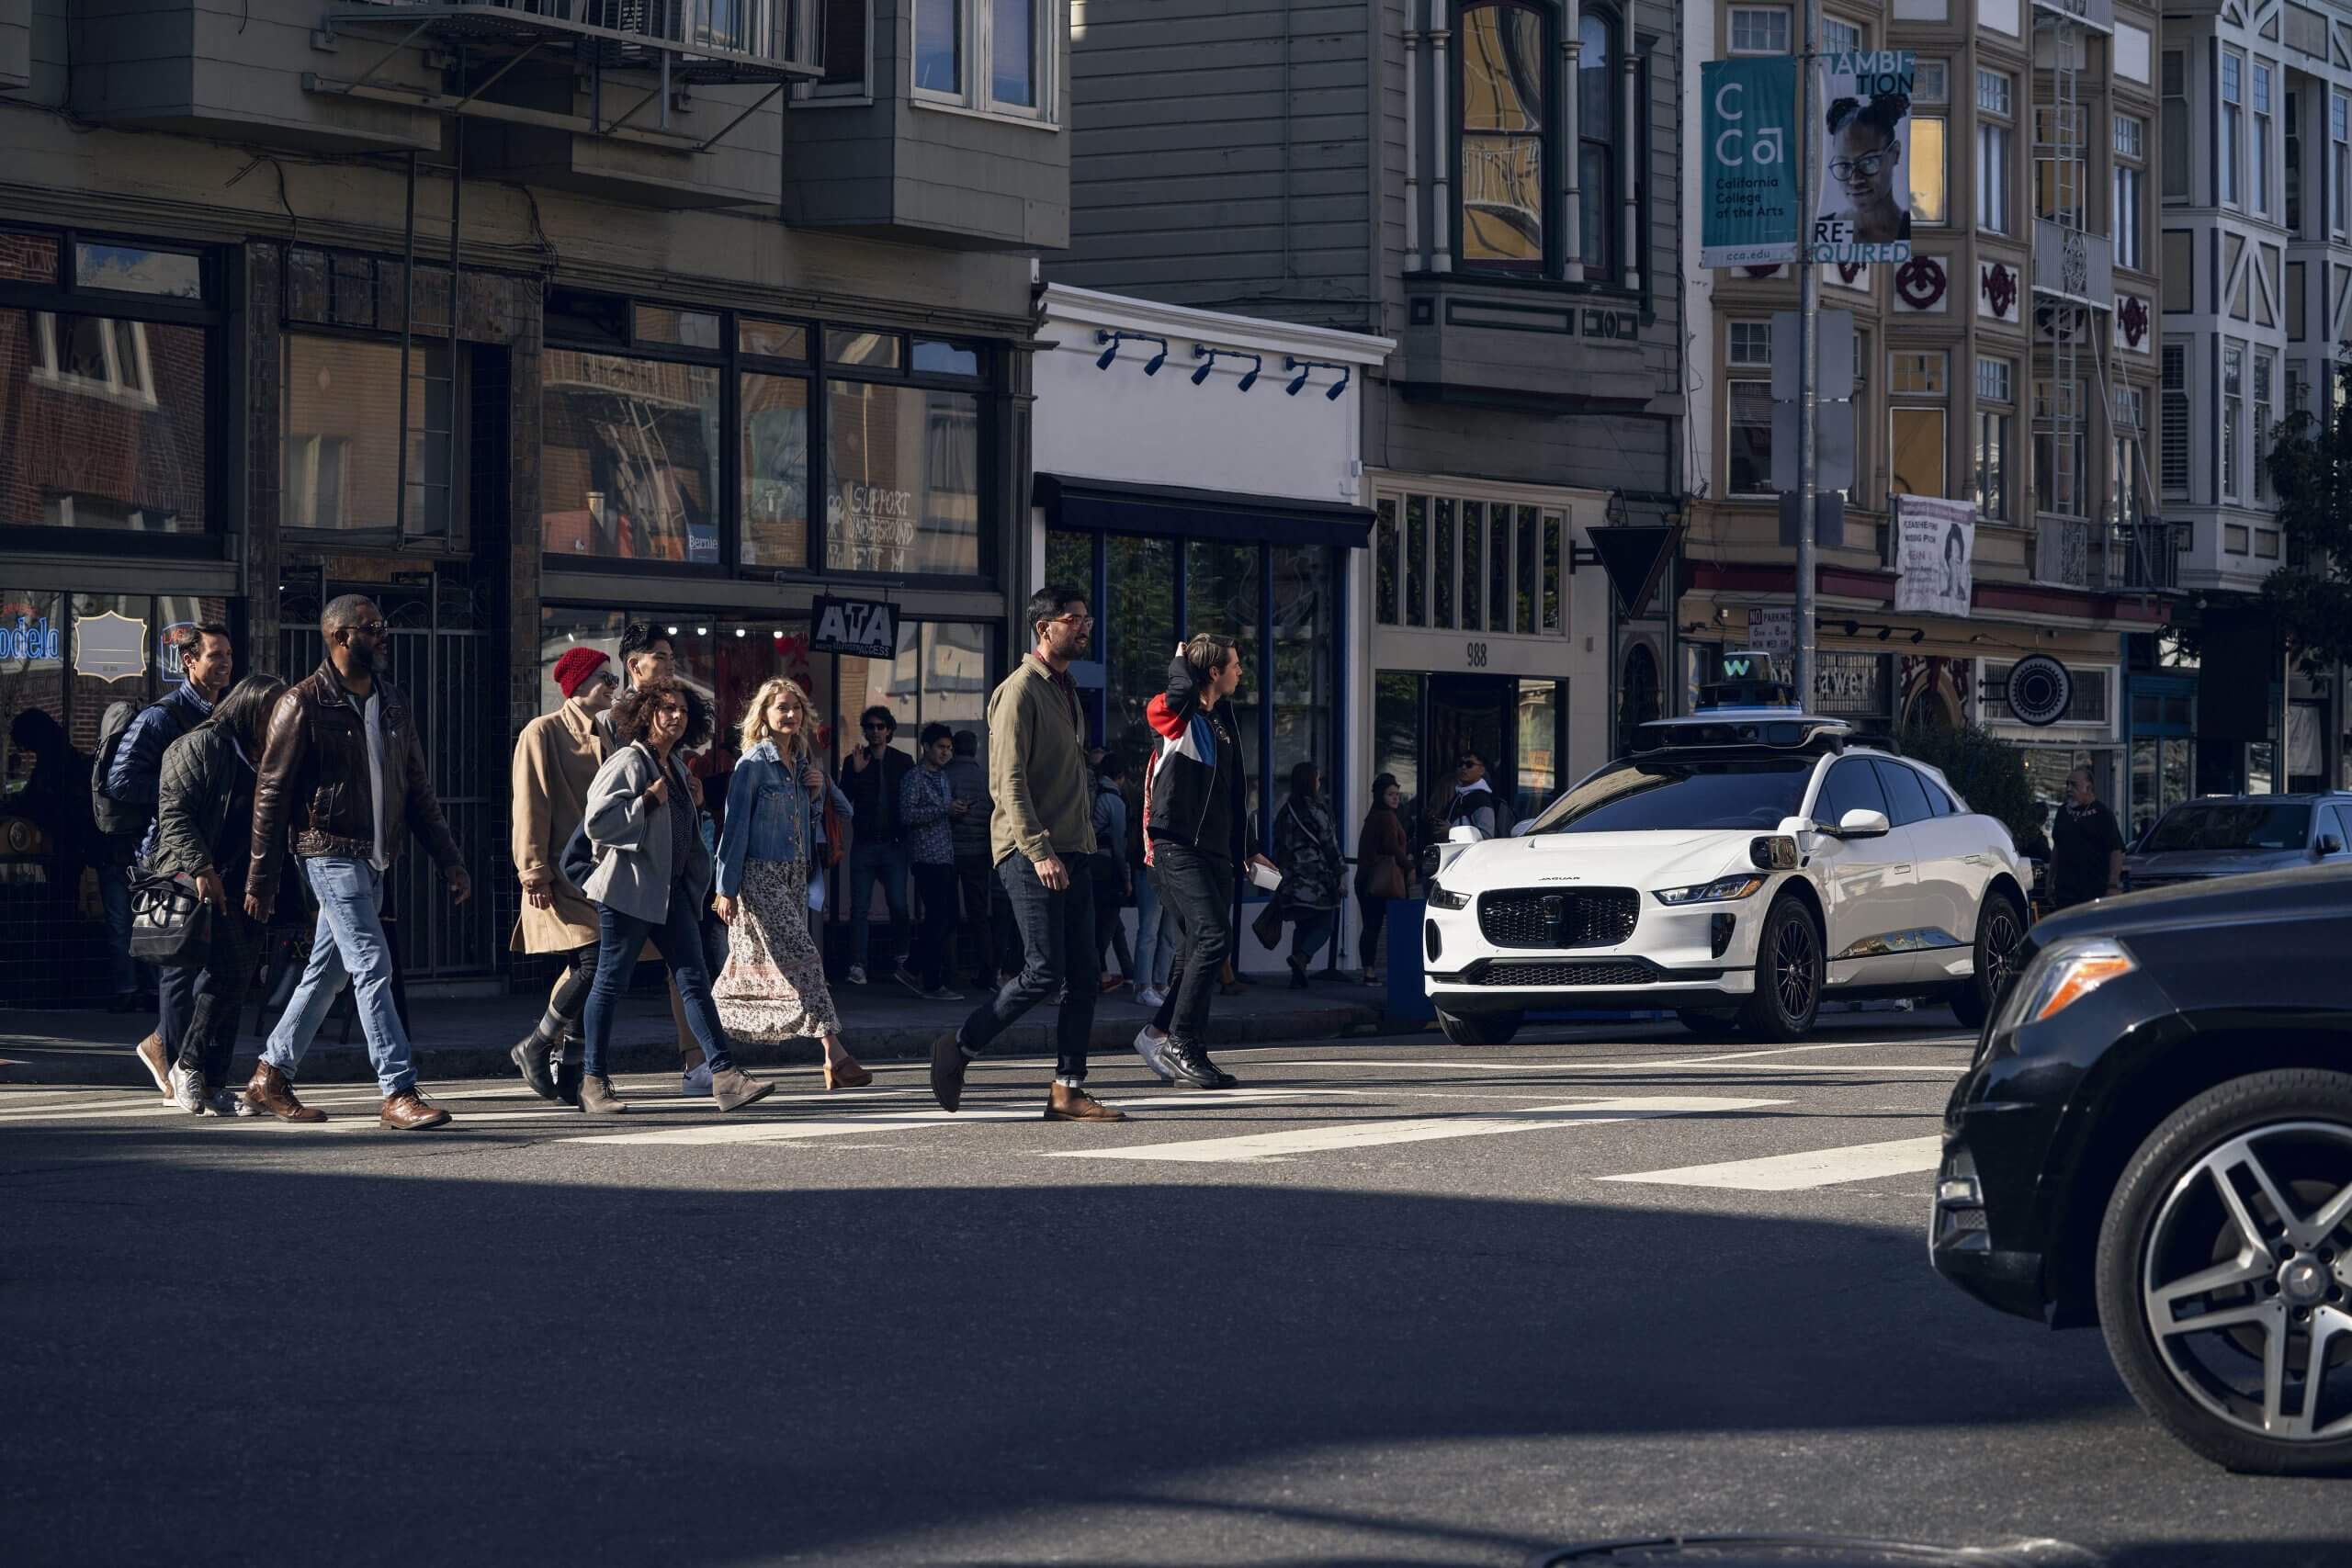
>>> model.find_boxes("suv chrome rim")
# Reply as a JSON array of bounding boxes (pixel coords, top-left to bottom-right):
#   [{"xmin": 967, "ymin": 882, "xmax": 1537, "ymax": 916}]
[
  {"xmin": 1982, "ymin": 903, "xmax": 2022, "ymax": 996},
  {"xmin": 1773, "ymin": 915, "xmax": 1816, "ymax": 1021},
  {"xmin": 2141, "ymin": 1122, "xmax": 2352, "ymax": 1442}
]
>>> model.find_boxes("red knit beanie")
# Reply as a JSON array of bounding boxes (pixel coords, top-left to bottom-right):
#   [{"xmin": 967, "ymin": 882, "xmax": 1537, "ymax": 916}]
[{"xmin": 553, "ymin": 647, "xmax": 612, "ymax": 699}]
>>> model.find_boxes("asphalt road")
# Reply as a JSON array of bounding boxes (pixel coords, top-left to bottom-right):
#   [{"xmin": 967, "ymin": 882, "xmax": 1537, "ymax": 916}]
[{"xmin": 3, "ymin": 1011, "xmax": 2346, "ymax": 1568}]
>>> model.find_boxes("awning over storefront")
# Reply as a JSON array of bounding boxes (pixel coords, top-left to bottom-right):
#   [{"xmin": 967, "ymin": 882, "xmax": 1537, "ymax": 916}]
[{"xmin": 1034, "ymin": 473, "xmax": 1374, "ymax": 550}]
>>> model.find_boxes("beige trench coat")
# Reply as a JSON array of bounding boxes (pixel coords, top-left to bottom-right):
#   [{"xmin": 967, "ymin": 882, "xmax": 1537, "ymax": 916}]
[{"xmin": 510, "ymin": 699, "xmax": 609, "ymax": 953}]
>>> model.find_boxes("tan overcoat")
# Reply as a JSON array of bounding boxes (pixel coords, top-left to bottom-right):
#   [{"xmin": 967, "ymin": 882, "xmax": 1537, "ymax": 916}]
[{"xmin": 510, "ymin": 699, "xmax": 609, "ymax": 953}]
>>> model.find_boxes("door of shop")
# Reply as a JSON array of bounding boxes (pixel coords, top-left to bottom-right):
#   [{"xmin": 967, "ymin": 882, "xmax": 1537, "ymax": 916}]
[
  {"xmin": 1375, "ymin": 672, "xmax": 1568, "ymax": 841},
  {"xmin": 281, "ymin": 575, "xmax": 496, "ymax": 979}
]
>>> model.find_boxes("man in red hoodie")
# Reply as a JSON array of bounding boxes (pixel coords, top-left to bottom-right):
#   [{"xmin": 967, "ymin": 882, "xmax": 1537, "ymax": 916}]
[{"xmin": 1135, "ymin": 634, "xmax": 1277, "ymax": 1089}]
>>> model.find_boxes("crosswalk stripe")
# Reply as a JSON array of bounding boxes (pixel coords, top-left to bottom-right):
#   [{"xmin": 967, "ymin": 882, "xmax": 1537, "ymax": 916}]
[
  {"xmin": 1597, "ymin": 1134, "xmax": 1943, "ymax": 1190},
  {"xmin": 1047, "ymin": 1095, "xmax": 1787, "ymax": 1164},
  {"xmin": 559, "ymin": 1088, "xmax": 1338, "ymax": 1146},
  {"xmin": 1257, "ymin": 1057, "xmax": 1966, "ymax": 1076}
]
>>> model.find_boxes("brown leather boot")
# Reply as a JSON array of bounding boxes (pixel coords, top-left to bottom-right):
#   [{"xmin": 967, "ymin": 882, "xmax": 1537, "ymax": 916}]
[
  {"xmin": 580, "ymin": 1074, "xmax": 628, "ymax": 1115},
  {"xmin": 379, "ymin": 1089, "xmax": 451, "ymax": 1131},
  {"xmin": 243, "ymin": 1062, "xmax": 326, "ymax": 1123},
  {"xmin": 708, "ymin": 1065, "xmax": 773, "ymax": 1112},
  {"xmin": 133, "ymin": 1032, "xmax": 171, "ymax": 1098},
  {"xmin": 1045, "ymin": 1083, "xmax": 1126, "ymax": 1122}
]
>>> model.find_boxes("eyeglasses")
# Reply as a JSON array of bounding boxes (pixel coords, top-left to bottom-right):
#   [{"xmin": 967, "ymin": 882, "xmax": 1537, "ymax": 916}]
[
  {"xmin": 1828, "ymin": 144, "xmax": 1896, "ymax": 181},
  {"xmin": 344, "ymin": 621, "xmax": 389, "ymax": 639},
  {"xmin": 1044, "ymin": 614, "xmax": 1095, "ymax": 629}
]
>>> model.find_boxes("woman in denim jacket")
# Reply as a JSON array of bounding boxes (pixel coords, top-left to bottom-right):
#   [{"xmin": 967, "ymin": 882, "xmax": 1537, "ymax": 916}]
[{"xmin": 711, "ymin": 676, "xmax": 871, "ymax": 1089}]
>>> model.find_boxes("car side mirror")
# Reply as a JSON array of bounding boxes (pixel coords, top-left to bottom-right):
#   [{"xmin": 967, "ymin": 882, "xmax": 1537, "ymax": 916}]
[
  {"xmin": 1447, "ymin": 824, "xmax": 1486, "ymax": 845},
  {"xmin": 1829, "ymin": 807, "xmax": 1892, "ymax": 840},
  {"xmin": 2318, "ymin": 835, "xmax": 2344, "ymax": 857}
]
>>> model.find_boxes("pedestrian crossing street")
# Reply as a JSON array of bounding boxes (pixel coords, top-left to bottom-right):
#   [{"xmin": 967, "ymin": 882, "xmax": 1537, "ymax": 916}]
[{"xmin": 0, "ymin": 1029, "xmax": 1975, "ymax": 1195}]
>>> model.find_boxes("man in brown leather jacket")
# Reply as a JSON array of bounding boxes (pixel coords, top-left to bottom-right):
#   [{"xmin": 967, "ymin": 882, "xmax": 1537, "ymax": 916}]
[{"xmin": 241, "ymin": 593, "xmax": 472, "ymax": 1130}]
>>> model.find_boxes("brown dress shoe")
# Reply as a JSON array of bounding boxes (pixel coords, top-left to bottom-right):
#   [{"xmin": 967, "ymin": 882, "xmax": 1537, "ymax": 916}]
[
  {"xmin": 379, "ymin": 1089, "xmax": 451, "ymax": 1131},
  {"xmin": 243, "ymin": 1062, "xmax": 326, "ymax": 1123},
  {"xmin": 1045, "ymin": 1083, "xmax": 1126, "ymax": 1122},
  {"xmin": 709, "ymin": 1065, "xmax": 773, "ymax": 1112},
  {"xmin": 134, "ymin": 1032, "xmax": 172, "ymax": 1097}
]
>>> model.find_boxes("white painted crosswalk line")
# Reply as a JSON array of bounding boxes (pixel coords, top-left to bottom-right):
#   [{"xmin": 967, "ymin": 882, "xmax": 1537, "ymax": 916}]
[
  {"xmin": 1597, "ymin": 1134, "xmax": 1942, "ymax": 1191},
  {"xmin": 560, "ymin": 1088, "xmax": 1338, "ymax": 1146},
  {"xmin": 1047, "ymin": 1095, "xmax": 1787, "ymax": 1164}
]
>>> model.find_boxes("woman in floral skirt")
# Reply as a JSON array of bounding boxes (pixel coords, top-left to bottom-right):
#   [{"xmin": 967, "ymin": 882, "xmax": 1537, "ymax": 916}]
[{"xmin": 711, "ymin": 677, "xmax": 872, "ymax": 1089}]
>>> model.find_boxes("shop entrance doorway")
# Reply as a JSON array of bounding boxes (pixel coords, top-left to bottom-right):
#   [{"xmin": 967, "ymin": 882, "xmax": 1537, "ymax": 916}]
[{"xmin": 1374, "ymin": 671, "xmax": 1567, "ymax": 847}]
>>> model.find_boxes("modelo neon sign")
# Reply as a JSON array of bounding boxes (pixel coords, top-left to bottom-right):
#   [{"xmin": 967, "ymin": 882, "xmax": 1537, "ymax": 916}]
[{"xmin": 0, "ymin": 614, "xmax": 61, "ymax": 662}]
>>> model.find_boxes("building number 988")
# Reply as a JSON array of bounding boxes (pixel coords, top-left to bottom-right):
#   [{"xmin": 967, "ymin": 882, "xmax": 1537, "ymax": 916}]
[{"xmin": 1466, "ymin": 641, "xmax": 1488, "ymax": 668}]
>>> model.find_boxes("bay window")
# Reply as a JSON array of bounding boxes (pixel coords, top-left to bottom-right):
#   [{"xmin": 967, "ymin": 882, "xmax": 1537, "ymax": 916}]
[
  {"xmin": 911, "ymin": 0, "xmax": 1047, "ymax": 119},
  {"xmin": 2222, "ymin": 51, "xmax": 2244, "ymax": 209},
  {"xmin": 1890, "ymin": 351, "xmax": 1948, "ymax": 501},
  {"xmin": 1577, "ymin": 9, "xmax": 1617, "ymax": 276},
  {"xmin": 2113, "ymin": 115, "xmax": 2144, "ymax": 271},
  {"xmin": 1458, "ymin": 0, "xmax": 1550, "ymax": 271},
  {"xmin": 1977, "ymin": 70, "xmax": 2013, "ymax": 235},
  {"xmin": 1974, "ymin": 356, "xmax": 2014, "ymax": 524},
  {"xmin": 2254, "ymin": 61, "xmax": 2275, "ymax": 219},
  {"xmin": 1727, "ymin": 321, "xmax": 1774, "ymax": 497}
]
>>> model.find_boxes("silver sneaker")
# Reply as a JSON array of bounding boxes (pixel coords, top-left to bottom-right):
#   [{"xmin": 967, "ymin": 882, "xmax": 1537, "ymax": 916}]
[
  {"xmin": 207, "ymin": 1086, "xmax": 257, "ymax": 1118},
  {"xmin": 167, "ymin": 1064, "xmax": 205, "ymax": 1114},
  {"xmin": 1131, "ymin": 1025, "xmax": 1174, "ymax": 1084}
]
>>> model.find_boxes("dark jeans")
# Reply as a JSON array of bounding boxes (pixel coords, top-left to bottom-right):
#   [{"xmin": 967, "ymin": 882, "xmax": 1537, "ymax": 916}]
[
  {"xmin": 1357, "ymin": 891, "xmax": 1390, "ymax": 965},
  {"xmin": 1091, "ymin": 856, "xmax": 1133, "ymax": 978},
  {"xmin": 101, "ymin": 862, "xmax": 139, "ymax": 998},
  {"xmin": 846, "ymin": 839, "xmax": 910, "ymax": 972},
  {"xmin": 1148, "ymin": 842, "xmax": 1233, "ymax": 1049},
  {"xmin": 157, "ymin": 957, "xmax": 201, "ymax": 1060},
  {"xmin": 582, "ymin": 894, "xmax": 735, "ymax": 1079},
  {"xmin": 910, "ymin": 860, "xmax": 959, "ymax": 991},
  {"xmin": 1290, "ymin": 906, "xmax": 1337, "ymax": 966},
  {"xmin": 958, "ymin": 854, "xmax": 1098, "ymax": 1081},
  {"xmin": 954, "ymin": 852, "xmax": 1012, "ymax": 984},
  {"xmin": 178, "ymin": 908, "xmax": 262, "ymax": 1089}
]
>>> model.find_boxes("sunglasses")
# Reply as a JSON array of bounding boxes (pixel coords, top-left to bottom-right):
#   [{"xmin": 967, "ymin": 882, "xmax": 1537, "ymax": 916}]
[{"xmin": 344, "ymin": 621, "xmax": 390, "ymax": 639}]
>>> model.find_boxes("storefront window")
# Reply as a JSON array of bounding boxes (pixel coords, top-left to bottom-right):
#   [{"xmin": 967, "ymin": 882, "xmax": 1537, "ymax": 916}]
[
  {"xmin": 824, "ymin": 382, "xmax": 980, "ymax": 575},
  {"xmin": 283, "ymin": 334, "xmax": 453, "ymax": 538},
  {"xmin": 1516, "ymin": 678, "xmax": 1566, "ymax": 821},
  {"xmin": 541, "ymin": 352, "xmax": 722, "ymax": 563},
  {"xmin": 1, "ymin": 589, "xmax": 65, "ymax": 798},
  {"xmin": 1374, "ymin": 672, "xmax": 1421, "ymax": 826},
  {"xmin": 1271, "ymin": 546, "xmax": 1333, "ymax": 798},
  {"xmin": 0, "ymin": 309, "xmax": 207, "ymax": 534},
  {"xmin": 1187, "ymin": 539, "xmax": 1263, "ymax": 819},
  {"xmin": 740, "ymin": 372, "xmax": 810, "ymax": 569},
  {"xmin": 1105, "ymin": 534, "xmax": 1175, "ymax": 769}
]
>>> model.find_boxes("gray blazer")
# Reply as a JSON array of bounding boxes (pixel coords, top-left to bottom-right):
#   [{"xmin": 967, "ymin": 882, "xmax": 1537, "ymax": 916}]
[{"xmin": 581, "ymin": 740, "xmax": 710, "ymax": 925}]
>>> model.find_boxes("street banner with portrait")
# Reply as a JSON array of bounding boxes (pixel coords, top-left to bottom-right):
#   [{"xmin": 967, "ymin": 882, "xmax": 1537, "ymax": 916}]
[
  {"xmin": 1811, "ymin": 51, "xmax": 1916, "ymax": 265},
  {"xmin": 1894, "ymin": 494, "xmax": 1975, "ymax": 619},
  {"xmin": 1702, "ymin": 58, "xmax": 1800, "ymax": 266}
]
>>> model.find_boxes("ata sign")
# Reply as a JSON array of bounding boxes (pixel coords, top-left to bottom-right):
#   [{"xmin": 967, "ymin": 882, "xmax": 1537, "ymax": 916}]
[{"xmin": 808, "ymin": 595, "xmax": 898, "ymax": 660}]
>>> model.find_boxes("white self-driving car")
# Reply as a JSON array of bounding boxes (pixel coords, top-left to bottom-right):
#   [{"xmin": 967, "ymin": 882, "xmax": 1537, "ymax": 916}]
[{"xmin": 1419, "ymin": 707, "xmax": 2030, "ymax": 1044}]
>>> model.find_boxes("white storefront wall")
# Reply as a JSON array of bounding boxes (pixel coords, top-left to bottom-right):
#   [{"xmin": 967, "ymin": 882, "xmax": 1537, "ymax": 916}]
[{"xmin": 1031, "ymin": 284, "xmax": 1394, "ymax": 974}]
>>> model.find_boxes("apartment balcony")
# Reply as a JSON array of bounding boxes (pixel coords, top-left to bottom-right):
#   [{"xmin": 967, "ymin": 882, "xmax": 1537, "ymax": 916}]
[
  {"xmin": 2031, "ymin": 514, "xmax": 2185, "ymax": 593},
  {"xmin": 322, "ymin": 0, "xmax": 823, "ymax": 85}
]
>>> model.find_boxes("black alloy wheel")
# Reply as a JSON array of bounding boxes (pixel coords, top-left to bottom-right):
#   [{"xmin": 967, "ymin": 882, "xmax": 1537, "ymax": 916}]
[
  {"xmin": 2095, "ymin": 1069, "xmax": 2352, "ymax": 1473},
  {"xmin": 1736, "ymin": 895, "xmax": 1821, "ymax": 1043},
  {"xmin": 1949, "ymin": 889, "xmax": 2027, "ymax": 1032}
]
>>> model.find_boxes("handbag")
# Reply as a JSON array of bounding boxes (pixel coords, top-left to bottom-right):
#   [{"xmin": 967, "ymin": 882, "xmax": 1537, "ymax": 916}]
[
  {"xmin": 128, "ymin": 870, "xmax": 214, "ymax": 967},
  {"xmin": 1250, "ymin": 896, "xmax": 1285, "ymax": 951}
]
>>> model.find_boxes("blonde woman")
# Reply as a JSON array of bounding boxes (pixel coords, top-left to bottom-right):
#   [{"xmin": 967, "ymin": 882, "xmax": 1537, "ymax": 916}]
[{"xmin": 711, "ymin": 678, "xmax": 871, "ymax": 1088}]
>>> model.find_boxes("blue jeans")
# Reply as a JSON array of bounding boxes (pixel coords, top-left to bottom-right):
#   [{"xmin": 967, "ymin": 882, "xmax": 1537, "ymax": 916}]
[
  {"xmin": 581, "ymin": 894, "xmax": 735, "ymax": 1079},
  {"xmin": 263, "ymin": 857, "xmax": 417, "ymax": 1097},
  {"xmin": 846, "ymin": 839, "xmax": 909, "ymax": 972},
  {"xmin": 1131, "ymin": 864, "xmax": 1176, "ymax": 991},
  {"xmin": 958, "ymin": 854, "xmax": 1098, "ymax": 1081}
]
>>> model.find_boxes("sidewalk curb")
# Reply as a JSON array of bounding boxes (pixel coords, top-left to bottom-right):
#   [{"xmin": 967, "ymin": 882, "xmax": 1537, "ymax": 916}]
[{"xmin": 0, "ymin": 1000, "xmax": 1386, "ymax": 1089}]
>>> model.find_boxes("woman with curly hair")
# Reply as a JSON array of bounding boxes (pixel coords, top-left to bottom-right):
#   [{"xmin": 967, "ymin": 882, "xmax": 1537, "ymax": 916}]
[
  {"xmin": 577, "ymin": 675, "xmax": 772, "ymax": 1115},
  {"xmin": 711, "ymin": 677, "xmax": 871, "ymax": 1088}
]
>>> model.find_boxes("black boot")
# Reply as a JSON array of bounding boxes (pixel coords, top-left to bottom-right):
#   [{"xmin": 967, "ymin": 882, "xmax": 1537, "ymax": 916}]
[
  {"xmin": 510, "ymin": 1027, "xmax": 560, "ymax": 1100},
  {"xmin": 552, "ymin": 1027, "xmax": 582, "ymax": 1108}
]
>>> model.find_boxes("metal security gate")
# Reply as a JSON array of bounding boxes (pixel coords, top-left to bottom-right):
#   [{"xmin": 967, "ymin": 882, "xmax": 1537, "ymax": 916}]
[{"xmin": 279, "ymin": 573, "xmax": 497, "ymax": 979}]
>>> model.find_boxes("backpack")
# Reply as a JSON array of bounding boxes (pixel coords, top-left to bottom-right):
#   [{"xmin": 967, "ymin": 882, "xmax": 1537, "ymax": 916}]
[{"xmin": 91, "ymin": 699, "xmax": 179, "ymax": 840}]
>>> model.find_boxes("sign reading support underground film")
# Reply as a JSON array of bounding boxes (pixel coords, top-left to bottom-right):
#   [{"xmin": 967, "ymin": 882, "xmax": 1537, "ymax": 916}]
[
  {"xmin": 1702, "ymin": 58, "xmax": 1799, "ymax": 266},
  {"xmin": 1812, "ymin": 51, "xmax": 1917, "ymax": 265}
]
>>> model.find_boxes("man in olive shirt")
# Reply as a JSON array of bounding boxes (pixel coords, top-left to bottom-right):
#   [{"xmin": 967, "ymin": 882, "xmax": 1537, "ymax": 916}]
[
  {"xmin": 2049, "ymin": 765, "xmax": 2125, "ymax": 909},
  {"xmin": 931, "ymin": 585, "xmax": 1124, "ymax": 1122}
]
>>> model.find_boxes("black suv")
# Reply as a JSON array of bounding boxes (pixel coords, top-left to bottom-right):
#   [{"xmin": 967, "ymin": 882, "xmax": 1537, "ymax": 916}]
[{"xmin": 1931, "ymin": 863, "xmax": 2352, "ymax": 1473}]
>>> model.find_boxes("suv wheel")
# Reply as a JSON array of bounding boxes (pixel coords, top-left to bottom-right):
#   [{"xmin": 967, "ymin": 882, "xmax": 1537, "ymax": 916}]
[
  {"xmin": 1436, "ymin": 1007, "xmax": 1522, "ymax": 1047},
  {"xmin": 1949, "ymin": 888, "xmax": 2027, "ymax": 1032},
  {"xmin": 1736, "ymin": 894, "xmax": 1821, "ymax": 1043},
  {"xmin": 2095, "ymin": 1068, "xmax": 2352, "ymax": 1473}
]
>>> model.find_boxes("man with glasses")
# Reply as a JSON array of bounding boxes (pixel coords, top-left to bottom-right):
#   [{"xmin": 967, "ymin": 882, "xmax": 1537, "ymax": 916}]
[
  {"xmin": 840, "ymin": 705, "xmax": 915, "ymax": 988},
  {"xmin": 931, "ymin": 586, "xmax": 1125, "ymax": 1122},
  {"xmin": 600, "ymin": 623, "xmax": 718, "ymax": 1092},
  {"xmin": 243, "ymin": 594, "xmax": 471, "ymax": 1129}
]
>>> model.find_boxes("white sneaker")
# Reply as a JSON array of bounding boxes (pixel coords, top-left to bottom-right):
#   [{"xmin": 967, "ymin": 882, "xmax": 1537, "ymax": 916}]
[
  {"xmin": 682, "ymin": 1061, "xmax": 714, "ymax": 1097},
  {"xmin": 1131, "ymin": 1024, "xmax": 1174, "ymax": 1082},
  {"xmin": 845, "ymin": 964, "xmax": 869, "ymax": 986},
  {"xmin": 167, "ymin": 1064, "xmax": 205, "ymax": 1114},
  {"xmin": 208, "ymin": 1087, "xmax": 257, "ymax": 1118},
  {"xmin": 1136, "ymin": 987, "xmax": 1165, "ymax": 1010}
]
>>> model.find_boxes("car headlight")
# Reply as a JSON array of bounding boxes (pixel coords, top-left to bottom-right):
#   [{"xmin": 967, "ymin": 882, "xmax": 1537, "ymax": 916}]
[
  {"xmin": 1652, "ymin": 874, "xmax": 1767, "ymax": 906},
  {"xmin": 1996, "ymin": 936, "xmax": 2138, "ymax": 1033},
  {"xmin": 1425, "ymin": 881, "xmax": 1470, "ymax": 910}
]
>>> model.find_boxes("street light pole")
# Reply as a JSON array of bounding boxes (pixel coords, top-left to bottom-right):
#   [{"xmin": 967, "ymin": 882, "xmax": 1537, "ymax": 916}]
[{"xmin": 1794, "ymin": 0, "xmax": 1819, "ymax": 710}]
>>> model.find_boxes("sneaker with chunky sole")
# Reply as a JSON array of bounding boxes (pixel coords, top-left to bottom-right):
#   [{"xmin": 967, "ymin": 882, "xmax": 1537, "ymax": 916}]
[
  {"xmin": 207, "ymin": 1088, "xmax": 257, "ymax": 1119},
  {"xmin": 682, "ymin": 1060, "xmax": 714, "ymax": 1097},
  {"xmin": 1130, "ymin": 1026, "xmax": 1175, "ymax": 1085},
  {"xmin": 167, "ymin": 1063, "xmax": 205, "ymax": 1114}
]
